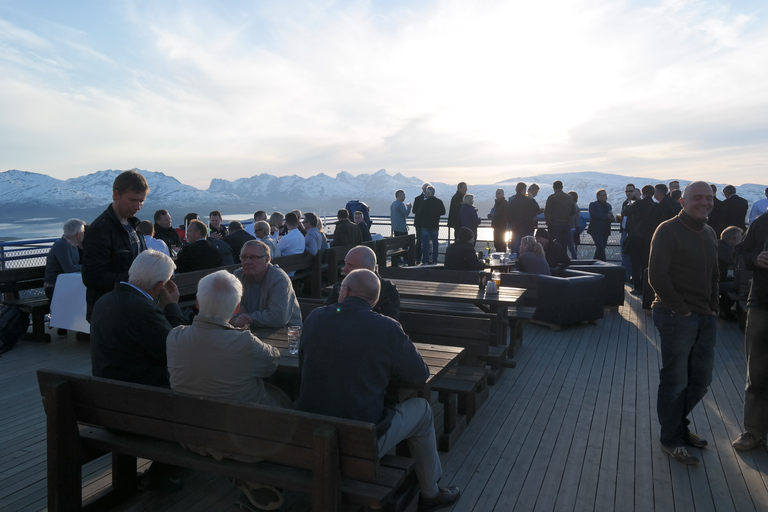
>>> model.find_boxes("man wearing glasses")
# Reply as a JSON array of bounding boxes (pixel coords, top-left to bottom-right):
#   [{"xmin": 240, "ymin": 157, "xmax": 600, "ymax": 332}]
[{"xmin": 230, "ymin": 240, "xmax": 302, "ymax": 329}]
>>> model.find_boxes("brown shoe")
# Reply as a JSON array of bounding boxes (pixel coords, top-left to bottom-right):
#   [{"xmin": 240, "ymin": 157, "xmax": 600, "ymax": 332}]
[
  {"xmin": 685, "ymin": 431, "xmax": 708, "ymax": 448},
  {"xmin": 419, "ymin": 485, "xmax": 460, "ymax": 512},
  {"xmin": 732, "ymin": 432, "xmax": 766, "ymax": 452}
]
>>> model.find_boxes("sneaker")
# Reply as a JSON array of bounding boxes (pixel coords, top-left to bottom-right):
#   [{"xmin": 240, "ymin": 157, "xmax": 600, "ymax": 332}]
[
  {"xmin": 661, "ymin": 444, "xmax": 699, "ymax": 465},
  {"xmin": 419, "ymin": 485, "xmax": 461, "ymax": 512},
  {"xmin": 235, "ymin": 481, "xmax": 284, "ymax": 511},
  {"xmin": 732, "ymin": 432, "xmax": 766, "ymax": 452},
  {"xmin": 685, "ymin": 431, "xmax": 708, "ymax": 448}
]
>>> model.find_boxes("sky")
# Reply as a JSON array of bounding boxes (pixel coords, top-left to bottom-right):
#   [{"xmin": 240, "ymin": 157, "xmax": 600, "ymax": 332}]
[{"xmin": 1, "ymin": 0, "xmax": 766, "ymax": 190}]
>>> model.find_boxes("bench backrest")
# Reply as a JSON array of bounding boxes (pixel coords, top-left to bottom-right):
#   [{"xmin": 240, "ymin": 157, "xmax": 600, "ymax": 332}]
[
  {"xmin": 37, "ymin": 369, "xmax": 381, "ymax": 482},
  {"xmin": 172, "ymin": 263, "xmax": 241, "ymax": 298},
  {"xmin": 374, "ymin": 235, "xmax": 415, "ymax": 267},
  {"xmin": 398, "ymin": 311, "xmax": 491, "ymax": 357}
]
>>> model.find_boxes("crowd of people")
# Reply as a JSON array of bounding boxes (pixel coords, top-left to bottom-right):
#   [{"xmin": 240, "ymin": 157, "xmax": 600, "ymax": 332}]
[
  {"xmin": 39, "ymin": 169, "xmax": 768, "ymax": 501},
  {"xmin": 39, "ymin": 170, "xmax": 459, "ymax": 511}
]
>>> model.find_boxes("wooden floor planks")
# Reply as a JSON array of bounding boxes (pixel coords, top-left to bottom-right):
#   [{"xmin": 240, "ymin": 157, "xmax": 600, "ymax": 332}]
[{"xmin": 1, "ymin": 287, "xmax": 767, "ymax": 511}]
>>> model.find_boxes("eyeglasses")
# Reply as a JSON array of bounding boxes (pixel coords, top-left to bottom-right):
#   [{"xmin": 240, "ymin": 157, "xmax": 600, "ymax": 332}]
[{"xmin": 241, "ymin": 254, "xmax": 267, "ymax": 261}]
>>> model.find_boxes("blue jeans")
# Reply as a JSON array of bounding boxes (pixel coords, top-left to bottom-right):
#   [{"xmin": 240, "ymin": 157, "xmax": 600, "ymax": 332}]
[
  {"xmin": 653, "ymin": 308, "xmax": 716, "ymax": 446},
  {"xmin": 566, "ymin": 228, "xmax": 577, "ymax": 259},
  {"xmin": 421, "ymin": 228, "xmax": 439, "ymax": 264},
  {"xmin": 620, "ymin": 231, "xmax": 631, "ymax": 281}
]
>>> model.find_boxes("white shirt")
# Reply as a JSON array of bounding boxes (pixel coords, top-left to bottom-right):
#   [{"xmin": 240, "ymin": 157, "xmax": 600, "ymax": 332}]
[
  {"xmin": 749, "ymin": 198, "xmax": 768, "ymax": 224},
  {"xmin": 146, "ymin": 236, "xmax": 171, "ymax": 257},
  {"xmin": 276, "ymin": 228, "xmax": 304, "ymax": 256}
]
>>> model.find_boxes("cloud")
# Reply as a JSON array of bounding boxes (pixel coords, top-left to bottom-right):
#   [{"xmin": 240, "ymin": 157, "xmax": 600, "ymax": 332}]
[{"xmin": 0, "ymin": 0, "xmax": 766, "ymax": 188}]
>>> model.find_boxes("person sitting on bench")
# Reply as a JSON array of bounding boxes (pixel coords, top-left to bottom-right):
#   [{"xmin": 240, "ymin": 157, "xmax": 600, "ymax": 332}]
[
  {"xmin": 298, "ymin": 269, "xmax": 461, "ymax": 512},
  {"xmin": 167, "ymin": 269, "xmax": 288, "ymax": 511},
  {"xmin": 90, "ymin": 249, "xmax": 186, "ymax": 492}
]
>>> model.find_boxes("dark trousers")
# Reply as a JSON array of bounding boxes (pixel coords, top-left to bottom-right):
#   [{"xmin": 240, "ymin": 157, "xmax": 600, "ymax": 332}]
[
  {"xmin": 414, "ymin": 222, "xmax": 423, "ymax": 262},
  {"xmin": 654, "ymin": 308, "xmax": 716, "ymax": 446},
  {"xmin": 744, "ymin": 306, "xmax": 768, "ymax": 439},
  {"xmin": 590, "ymin": 232, "xmax": 608, "ymax": 261},
  {"xmin": 493, "ymin": 228, "xmax": 507, "ymax": 253},
  {"xmin": 549, "ymin": 224, "xmax": 571, "ymax": 249}
]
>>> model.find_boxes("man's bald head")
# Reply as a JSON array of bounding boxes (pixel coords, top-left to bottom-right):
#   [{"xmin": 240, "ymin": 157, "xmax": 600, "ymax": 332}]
[
  {"xmin": 343, "ymin": 245, "xmax": 377, "ymax": 274},
  {"xmin": 340, "ymin": 269, "xmax": 381, "ymax": 306}
]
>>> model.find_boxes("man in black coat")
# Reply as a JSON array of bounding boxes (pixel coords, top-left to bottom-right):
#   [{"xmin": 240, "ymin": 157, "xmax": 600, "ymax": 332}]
[
  {"xmin": 723, "ymin": 184, "xmax": 749, "ymax": 231},
  {"xmin": 324, "ymin": 246, "xmax": 400, "ymax": 319},
  {"xmin": 175, "ymin": 220, "xmax": 222, "ymax": 273},
  {"xmin": 223, "ymin": 221, "xmax": 256, "ymax": 263},
  {"xmin": 507, "ymin": 182, "xmax": 541, "ymax": 254},
  {"xmin": 445, "ymin": 228, "xmax": 484, "ymax": 271},
  {"xmin": 491, "ymin": 188, "xmax": 508, "ymax": 253},
  {"xmin": 90, "ymin": 249, "xmax": 186, "ymax": 492},
  {"xmin": 82, "ymin": 170, "xmax": 149, "ymax": 322},
  {"xmin": 447, "ymin": 182, "xmax": 467, "ymax": 241}
]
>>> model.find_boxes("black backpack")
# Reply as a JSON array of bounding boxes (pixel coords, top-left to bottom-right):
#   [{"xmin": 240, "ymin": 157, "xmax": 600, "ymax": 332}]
[{"xmin": 0, "ymin": 305, "xmax": 30, "ymax": 354}]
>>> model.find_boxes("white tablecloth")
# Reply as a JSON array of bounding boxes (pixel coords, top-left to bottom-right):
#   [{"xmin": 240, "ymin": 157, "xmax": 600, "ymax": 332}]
[{"xmin": 49, "ymin": 272, "xmax": 90, "ymax": 334}]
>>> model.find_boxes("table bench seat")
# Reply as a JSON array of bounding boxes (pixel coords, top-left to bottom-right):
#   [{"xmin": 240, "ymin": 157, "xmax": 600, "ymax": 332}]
[
  {"xmin": 37, "ymin": 369, "xmax": 420, "ymax": 512},
  {"xmin": 0, "ymin": 265, "xmax": 50, "ymax": 343}
]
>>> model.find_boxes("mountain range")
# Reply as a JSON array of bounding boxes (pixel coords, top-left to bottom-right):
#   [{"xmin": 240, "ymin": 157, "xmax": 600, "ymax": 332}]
[{"xmin": 1, "ymin": 168, "xmax": 766, "ymax": 239}]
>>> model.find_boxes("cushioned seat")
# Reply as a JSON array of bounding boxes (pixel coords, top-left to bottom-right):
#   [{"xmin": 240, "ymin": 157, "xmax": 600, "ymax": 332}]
[{"xmin": 567, "ymin": 259, "xmax": 625, "ymax": 308}]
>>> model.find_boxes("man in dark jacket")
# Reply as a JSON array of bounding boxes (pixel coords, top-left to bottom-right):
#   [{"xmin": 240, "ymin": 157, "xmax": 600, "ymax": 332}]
[
  {"xmin": 82, "ymin": 170, "xmax": 149, "ymax": 322},
  {"xmin": 491, "ymin": 188, "xmax": 508, "ymax": 252},
  {"xmin": 445, "ymin": 228, "xmax": 484, "ymax": 271},
  {"xmin": 330, "ymin": 209, "xmax": 363, "ymax": 247},
  {"xmin": 224, "ymin": 221, "xmax": 256, "ymax": 263},
  {"xmin": 732, "ymin": 213, "xmax": 768, "ymax": 451},
  {"xmin": 545, "ymin": 181, "xmax": 579, "ymax": 248},
  {"xmin": 622, "ymin": 185, "xmax": 659, "ymax": 293},
  {"xmin": 412, "ymin": 183, "xmax": 430, "ymax": 264},
  {"xmin": 298, "ymin": 269, "xmax": 460, "ymax": 511},
  {"xmin": 90, "ymin": 249, "xmax": 186, "ymax": 491},
  {"xmin": 507, "ymin": 182, "xmax": 540, "ymax": 254},
  {"xmin": 153, "ymin": 209, "xmax": 182, "ymax": 252},
  {"xmin": 324, "ymin": 245, "xmax": 400, "ymax": 319},
  {"xmin": 534, "ymin": 228, "xmax": 570, "ymax": 274},
  {"xmin": 447, "ymin": 182, "xmax": 467, "ymax": 241},
  {"xmin": 420, "ymin": 186, "xmax": 446, "ymax": 265},
  {"xmin": 175, "ymin": 220, "xmax": 223, "ymax": 273},
  {"xmin": 722, "ymin": 184, "xmax": 749, "ymax": 231}
]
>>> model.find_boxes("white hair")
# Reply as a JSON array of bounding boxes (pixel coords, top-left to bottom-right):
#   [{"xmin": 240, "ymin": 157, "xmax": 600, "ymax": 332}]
[
  {"xmin": 63, "ymin": 218, "xmax": 85, "ymax": 237},
  {"xmin": 128, "ymin": 250, "xmax": 176, "ymax": 290},
  {"xmin": 197, "ymin": 270, "xmax": 243, "ymax": 321}
]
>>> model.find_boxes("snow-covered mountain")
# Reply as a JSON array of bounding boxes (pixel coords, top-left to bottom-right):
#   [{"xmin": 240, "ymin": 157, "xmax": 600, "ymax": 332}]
[{"xmin": 1, "ymin": 168, "xmax": 766, "ymax": 222}]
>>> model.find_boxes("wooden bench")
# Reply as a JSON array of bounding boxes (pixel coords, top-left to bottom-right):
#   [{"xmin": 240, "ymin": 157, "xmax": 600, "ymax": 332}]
[
  {"xmin": 375, "ymin": 235, "xmax": 416, "ymax": 268},
  {"xmin": 172, "ymin": 263, "xmax": 241, "ymax": 307},
  {"xmin": 37, "ymin": 369, "xmax": 420, "ymax": 512},
  {"xmin": 0, "ymin": 265, "xmax": 50, "ymax": 342}
]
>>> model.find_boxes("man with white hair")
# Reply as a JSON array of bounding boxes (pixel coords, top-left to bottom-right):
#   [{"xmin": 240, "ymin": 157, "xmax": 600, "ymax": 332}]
[
  {"xmin": 231, "ymin": 240, "xmax": 302, "ymax": 329},
  {"xmin": 91, "ymin": 250, "xmax": 184, "ymax": 387},
  {"xmin": 90, "ymin": 249, "xmax": 185, "ymax": 493},
  {"xmin": 324, "ymin": 245, "xmax": 400, "ymax": 319},
  {"xmin": 167, "ymin": 270, "xmax": 283, "ymax": 405},
  {"xmin": 43, "ymin": 218, "xmax": 85, "ymax": 300},
  {"xmin": 298, "ymin": 269, "xmax": 461, "ymax": 511}
]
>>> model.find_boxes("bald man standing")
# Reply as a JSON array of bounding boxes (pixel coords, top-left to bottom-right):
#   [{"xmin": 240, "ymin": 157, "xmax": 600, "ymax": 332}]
[
  {"xmin": 649, "ymin": 181, "xmax": 719, "ymax": 465},
  {"xmin": 298, "ymin": 269, "xmax": 460, "ymax": 511}
]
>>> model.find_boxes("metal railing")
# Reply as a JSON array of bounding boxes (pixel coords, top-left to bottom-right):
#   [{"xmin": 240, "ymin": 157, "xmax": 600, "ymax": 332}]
[
  {"xmin": 0, "ymin": 239, "xmax": 57, "ymax": 270},
  {"xmin": 0, "ymin": 218, "xmax": 622, "ymax": 268}
]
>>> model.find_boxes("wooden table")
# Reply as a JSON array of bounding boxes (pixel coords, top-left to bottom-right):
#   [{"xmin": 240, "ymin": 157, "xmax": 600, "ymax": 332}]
[
  {"xmin": 387, "ymin": 278, "xmax": 526, "ymax": 347},
  {"xmin": 252, "ymin": 326, "xmax": 465, "ymax": 398}
]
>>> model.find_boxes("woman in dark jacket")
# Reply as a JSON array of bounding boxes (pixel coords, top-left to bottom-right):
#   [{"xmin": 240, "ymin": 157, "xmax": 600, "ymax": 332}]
[
  {"xmin": 459, "ymin": 194, "xmax": 481, "ymax": 240},
  {"xmin": 588, "ymin": 189, "xmax": 614, "ymax": 261}
]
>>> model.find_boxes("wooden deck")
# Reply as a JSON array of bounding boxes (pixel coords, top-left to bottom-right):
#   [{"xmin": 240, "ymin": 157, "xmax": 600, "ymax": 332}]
[{"xmin": 1, "ymin": 287, "xmax": 767, "ymax": 511}]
